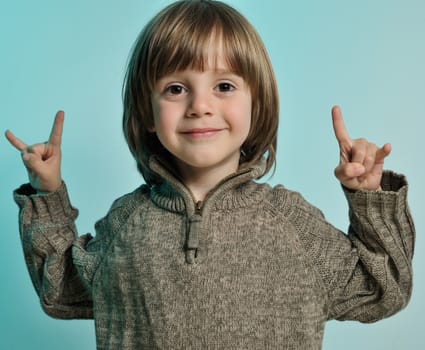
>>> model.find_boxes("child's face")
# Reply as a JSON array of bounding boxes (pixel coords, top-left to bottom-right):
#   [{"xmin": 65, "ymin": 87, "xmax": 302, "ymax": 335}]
[{"xmin": 150, "ymin": 47, "xmax": 252, "ymax": 181}]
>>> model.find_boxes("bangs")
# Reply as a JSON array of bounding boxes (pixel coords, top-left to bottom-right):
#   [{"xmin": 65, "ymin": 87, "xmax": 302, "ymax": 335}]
[{"xmin": 146, "ymin": 1, "xmax": 256, "ymax": 89}]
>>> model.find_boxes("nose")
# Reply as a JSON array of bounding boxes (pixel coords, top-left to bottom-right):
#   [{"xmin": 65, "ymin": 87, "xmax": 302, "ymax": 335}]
[{"xmin": 186, "ymin": 90, "xmax": 213, "ymax": 118}]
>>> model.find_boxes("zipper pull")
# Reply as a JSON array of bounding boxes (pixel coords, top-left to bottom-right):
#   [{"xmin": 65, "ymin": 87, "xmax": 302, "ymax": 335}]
[{"xmin": 186, "ymin": 201, "xmax": 203, "ymax": 264}]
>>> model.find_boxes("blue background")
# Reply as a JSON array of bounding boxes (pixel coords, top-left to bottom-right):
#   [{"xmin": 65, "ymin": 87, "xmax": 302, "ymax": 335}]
[{"xmin": 1, "ymin": 0, "xmax": 423, "ymax": 348}]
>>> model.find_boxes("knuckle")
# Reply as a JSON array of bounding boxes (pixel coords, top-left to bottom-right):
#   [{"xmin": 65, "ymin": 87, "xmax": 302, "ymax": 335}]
[
  {"xmin": 365, "ymin": 155, "xmax": 375, "ymax": 164},
  {"xmin": 342, "ymin": 167, "xmax": 352, "ymax": 177},
  {"xmin": 334, "ymin": 167, "xmax": 340, "ymax": 177},
  {"xmin": 335, "ymin": 165, "xmax": 350, "ymax": 178},
  {"xmin": 355, "ymin": 149, "xmax": 365, "ymax": 159}
]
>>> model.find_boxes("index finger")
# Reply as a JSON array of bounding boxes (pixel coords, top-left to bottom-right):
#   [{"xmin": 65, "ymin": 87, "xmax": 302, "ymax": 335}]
[
  {"xmin": 332, "ymin": 105, "xmax": 351, "ymax": 145},
  {"xmin": 48, "ymin": 110, "xmax": 64, "ymax": 147},
  {"xmin": 4, "ymin": 130, "xmax": 28, "ymax": 152}
]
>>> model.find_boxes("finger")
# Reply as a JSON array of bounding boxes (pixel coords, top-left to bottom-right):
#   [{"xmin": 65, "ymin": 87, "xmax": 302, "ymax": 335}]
[
  {"xmin": 362, "ymin": 143, "xmax": 378, "ymax": 175},
  {"xmin": 334, "ymin": 162, "xmax": 365, "ymax": 182},
  {"xmin": 369, "ymin": 145, "xmax": 391, "ymax": 179},
  {"xmin": 350, "ymin": 139, "xmax": 367, "ymax": 164},
  {"xmin": 48, "ymin": 111, "xmax": 64, "ymax": 147},
  {"xmin": 21, "ymin": 152, "xmax": 43, "ymax": 172},
  {"xmin": 28, "ymin": 143, "xmax": 48, "ymax": 156},
  {"xmin": 332, "ymin": 105, "xmax": 352, "ymax": 146},
  {"xmin": 4, "ymin": 130, "xmax": 28, "ymax": 152},
  {"xmin": 375, "ymin": 143, "xmax": 391, "ymax": 164}
]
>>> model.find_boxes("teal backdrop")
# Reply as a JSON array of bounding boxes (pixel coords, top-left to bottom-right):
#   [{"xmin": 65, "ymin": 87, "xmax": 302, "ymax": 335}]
[{"xmin": 1, "ymin": 0, "xmax": 423, "ymax": 349}]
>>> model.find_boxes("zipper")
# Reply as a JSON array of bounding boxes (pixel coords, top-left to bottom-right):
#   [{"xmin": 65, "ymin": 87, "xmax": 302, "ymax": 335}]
[
  {"xmin": 186, "ymin": 167, "xmax": 252, "ymax": 264},
  {"xmin": 189, "ymin": 167, "xmax": 252, "ymax": 215},
  {"xmin": 193, "ymin": 200, "xmax": 203, "ymax": 259}
]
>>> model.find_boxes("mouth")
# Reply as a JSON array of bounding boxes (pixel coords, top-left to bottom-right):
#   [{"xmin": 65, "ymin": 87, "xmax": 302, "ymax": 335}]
[{"xmin": 181, "ymin": 128, "xmax": 224, "ymax": 138}]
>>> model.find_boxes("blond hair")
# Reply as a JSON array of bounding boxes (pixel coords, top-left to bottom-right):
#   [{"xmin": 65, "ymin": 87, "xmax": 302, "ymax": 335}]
[{"xmin": 122, "ymin": 0, "xmax": 279, "ymax": 185}]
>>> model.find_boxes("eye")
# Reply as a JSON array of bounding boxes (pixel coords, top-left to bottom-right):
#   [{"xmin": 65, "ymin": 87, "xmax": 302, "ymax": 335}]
[
  {"xmin": 164, "ymin": 84, "xmax": 187, "ymax": 95},
  {"xmin": 216, "ymin": 82, "xmax": 235, "ymax": 92}
]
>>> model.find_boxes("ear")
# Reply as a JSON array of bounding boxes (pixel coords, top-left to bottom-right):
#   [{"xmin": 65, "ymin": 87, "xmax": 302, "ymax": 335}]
[
  {"xmin": 147, "ymin": 126, "xmax": 156, "ymax": 133},
  {"xmin": 146, "ymin": 121, "xmax": 156, "ymax": 133}
]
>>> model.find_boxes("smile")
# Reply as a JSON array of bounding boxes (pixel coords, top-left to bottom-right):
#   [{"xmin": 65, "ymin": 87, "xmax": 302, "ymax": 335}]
[{"xmin": 181, "ymin": 128, "xmax": 224, "ymax": 138}]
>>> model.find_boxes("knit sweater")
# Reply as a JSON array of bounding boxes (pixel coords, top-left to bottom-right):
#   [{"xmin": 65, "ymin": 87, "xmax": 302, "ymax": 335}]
[{"xmin": 14, "ymin": 158, "xmax": 415, "ymax": 350}]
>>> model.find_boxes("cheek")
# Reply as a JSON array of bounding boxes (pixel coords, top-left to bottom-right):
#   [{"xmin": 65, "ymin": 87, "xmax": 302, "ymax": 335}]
[
  {"xmin": 243, "ymin": 102, "xmax": 252, "ymax": 131},
  {"xmin": 152, "ymin": 101, "xmax": 176, "ymax": 134},
  {"xmin": 229, "ymin": 98, "xmax": 252, "ymax": 136}
]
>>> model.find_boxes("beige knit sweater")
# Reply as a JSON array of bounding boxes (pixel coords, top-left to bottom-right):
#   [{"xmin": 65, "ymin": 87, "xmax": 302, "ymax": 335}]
[{"xmin": 14, "ymin": 158, "xmax": 415, "ymax": 349}]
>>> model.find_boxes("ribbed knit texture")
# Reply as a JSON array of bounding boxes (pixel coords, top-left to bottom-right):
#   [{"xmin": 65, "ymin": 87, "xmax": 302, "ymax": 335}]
[{"xmin": 14, "ymin": 159, "xmax": 415, "ymax": 349}]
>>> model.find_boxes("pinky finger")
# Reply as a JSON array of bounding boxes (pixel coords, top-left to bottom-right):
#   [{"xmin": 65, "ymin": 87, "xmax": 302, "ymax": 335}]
[{"xmin": 376, "ymin": 143, "xmax": 392, "ymax": 164}]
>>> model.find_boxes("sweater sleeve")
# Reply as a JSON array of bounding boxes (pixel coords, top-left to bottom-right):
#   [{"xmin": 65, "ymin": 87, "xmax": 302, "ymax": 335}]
[
  {"xmin": 283, "ymin": 171, "xmax": 415, "ymax": 323},
  {"xmin": 14, "ymin": 182, "xmax": 94, "ymax": 319},
  {"xmin": 330, "ymin": 171, "xmax": 415, "ymax": 322}
]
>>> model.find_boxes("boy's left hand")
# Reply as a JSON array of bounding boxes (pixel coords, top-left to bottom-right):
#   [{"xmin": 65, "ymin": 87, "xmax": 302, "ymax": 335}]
[{"xmin": 332, "ymin": 105, "xmax": 391, "ymax": 191}]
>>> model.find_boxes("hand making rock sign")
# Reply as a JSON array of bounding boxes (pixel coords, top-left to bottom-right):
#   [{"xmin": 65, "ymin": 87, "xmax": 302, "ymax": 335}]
[
  {"xmin": 5, "ymin": 111, "xmax": 64, "ymax": 193},
  {"xmin": 332, "ymin": 105, "xmax": 392, "ymax": 191}
]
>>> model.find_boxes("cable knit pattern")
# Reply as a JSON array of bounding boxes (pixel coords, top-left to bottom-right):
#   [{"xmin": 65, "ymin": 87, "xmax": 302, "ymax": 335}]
[{"xmin": 13, "ymin": 160, "xmax": 415, "ymax": 349}]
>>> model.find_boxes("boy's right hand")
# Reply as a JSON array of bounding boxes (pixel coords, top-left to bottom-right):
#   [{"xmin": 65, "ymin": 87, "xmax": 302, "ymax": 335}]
[{"xmin": 5, "ymin": 111, "xmax": 64, "ymax": 193}]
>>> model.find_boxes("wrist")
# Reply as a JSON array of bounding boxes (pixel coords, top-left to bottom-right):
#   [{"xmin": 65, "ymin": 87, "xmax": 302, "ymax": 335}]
[{"xmin": 36, "ymin": 179, "xmax": 63, "ymax": 194}]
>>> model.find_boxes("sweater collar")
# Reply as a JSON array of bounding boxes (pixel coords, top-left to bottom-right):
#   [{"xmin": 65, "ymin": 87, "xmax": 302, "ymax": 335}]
[{"xmin": 149, "ymin": 156, "xmax": 267, "ymax": 215}]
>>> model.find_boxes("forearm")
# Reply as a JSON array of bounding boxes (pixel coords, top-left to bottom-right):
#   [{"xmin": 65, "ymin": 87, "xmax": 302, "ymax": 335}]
[
  {"xmin": 333, "ymin": 170, "xmax": 415, "ymax": 321},
  {"xmin": 14, "ymin": 182, "xmax": 93, "ymax": 319}
]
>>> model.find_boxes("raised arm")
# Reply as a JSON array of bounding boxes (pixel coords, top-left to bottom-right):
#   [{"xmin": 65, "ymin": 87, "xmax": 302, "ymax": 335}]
[
  {"xmin": 325, "ymin": 106, "xmax": 414, "ymax": 321},
  {"xmin": 8, "ymin": 111, "xmax": 94, "ymax": 319}
]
